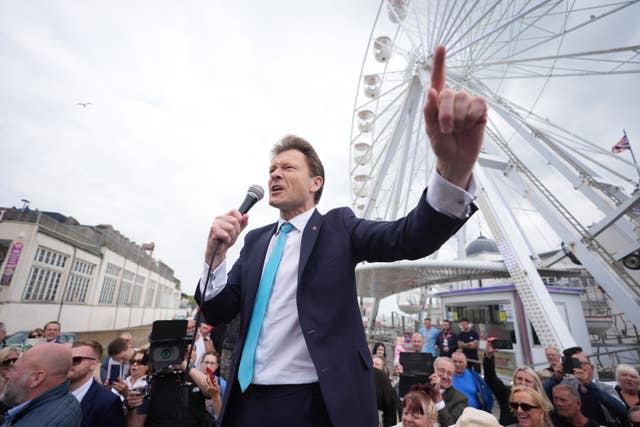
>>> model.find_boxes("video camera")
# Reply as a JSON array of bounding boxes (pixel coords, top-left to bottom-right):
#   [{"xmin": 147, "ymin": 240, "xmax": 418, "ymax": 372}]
[{"xmin": 148, "ymin": 320, "xmax": 193, "ymax": 372}]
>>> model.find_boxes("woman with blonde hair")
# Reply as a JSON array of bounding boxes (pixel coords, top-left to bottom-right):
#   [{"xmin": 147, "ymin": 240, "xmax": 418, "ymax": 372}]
[
  {"xmin": 506, "ymin": 386, "xmax": 553, "ymax": 427},
  {"xmin": 483, "ymin": 340, "xmax": 551, "ymax": 424},
  {"xmin": 615, "ymin": 363, "xmax": 640, "ymax": 410},
  {"xmin": 393, "ymin": 383, "xmax": 439, "ymax": 427}
]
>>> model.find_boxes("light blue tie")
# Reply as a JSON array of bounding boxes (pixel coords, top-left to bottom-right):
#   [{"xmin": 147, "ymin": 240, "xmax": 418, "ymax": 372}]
[{"xmin": 238, "ymin": 222, "xmax": 294, "ymax": 391}]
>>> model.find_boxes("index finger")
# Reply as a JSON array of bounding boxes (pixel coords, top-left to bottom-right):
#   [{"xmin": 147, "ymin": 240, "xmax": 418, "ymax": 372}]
[{"xmin": 430, "ymin": 45, "xmax": 446, "ymax": 93}]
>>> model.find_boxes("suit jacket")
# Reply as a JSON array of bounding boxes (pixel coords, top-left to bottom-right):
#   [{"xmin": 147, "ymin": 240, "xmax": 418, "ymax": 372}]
[
  {"xmin": 196, "ymin": 189, "xmax": 472, "ymax": 427},
  {"xmin": 80, "ymin": 380, "xmax": 125, "ymax": 427},
  {"xmin": 437, "ymin": 386, "xmax": 468, "ymax": 427}
]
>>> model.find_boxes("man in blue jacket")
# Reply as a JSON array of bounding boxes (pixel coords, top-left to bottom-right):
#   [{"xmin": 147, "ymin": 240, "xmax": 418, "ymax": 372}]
[
  {"xmin": 0, "ymin": 342, "xmax": 80, "ymax": 426},
  {"xmin": 196, "ymin": 45, "xmax": 486, "ymax": 427},
  {"xmin": 451, "ymin": 351, "xmax": 493, "ymax": 412},
  {"xmin": 69, "ymin": 340, "xmax": 125, "ymax": 427}
]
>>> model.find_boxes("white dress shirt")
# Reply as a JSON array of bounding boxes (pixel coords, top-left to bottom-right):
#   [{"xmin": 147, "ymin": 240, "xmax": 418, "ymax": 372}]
[
  {"xmin": 199, "ymin": 172, "xmax": 475, "ymax": 384},
  {"xmin": 72, "ymin": 377, "xmax": 94, "ymax": 403}
]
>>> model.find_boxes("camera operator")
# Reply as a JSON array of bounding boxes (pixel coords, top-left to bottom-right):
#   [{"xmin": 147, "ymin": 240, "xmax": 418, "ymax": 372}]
[{"xmin": 125, "ymin": 347, "xmax": 216, "ymax": 427}]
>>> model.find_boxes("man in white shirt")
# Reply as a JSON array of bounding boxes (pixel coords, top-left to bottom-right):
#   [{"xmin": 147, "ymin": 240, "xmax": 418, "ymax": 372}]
[
  {"xmin": 194, "ymin": 322, "xmax": 215, "ymax": 368},
  {"xmin": 196, "ymin": 45, "xmax": 486, "ymax": 427},
  {"xmin": 69, "ymin": 340, "xmax": 125, "ymax": 427}
]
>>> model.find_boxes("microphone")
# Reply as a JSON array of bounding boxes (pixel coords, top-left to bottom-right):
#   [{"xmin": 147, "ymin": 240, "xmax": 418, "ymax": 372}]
[{"xmin": 238, "ymin": 184, "xmax": 264, "ymax": 214}]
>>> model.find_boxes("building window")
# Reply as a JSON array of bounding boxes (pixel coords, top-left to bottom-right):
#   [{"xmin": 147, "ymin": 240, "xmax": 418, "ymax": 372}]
[
  {"xmin": 98, "ymin": 277, "xmax": 117, "ymax": 304},
  {"xmin": 23, "ymin": 247, "xmax": 69, "ymax": 301},
  {"xmin": 98, "ymin": 262, "xmax": 121, "ymax": 304},
  {"xmin": 63, "ymin": 259, "xmax": 95, "ymax": 303},
  {"xmin": 23, "ymin": 267, "xmax": 62, "ymax": 301},
  {"xmin": 131, "ymin": 285, "xmax": 142, "ymax": 306},
  {"xmin": 106, "ymin": 263, "xmax": 121, "ymax": 276},
  {"xmin": 155, "ymin": 285, "xmax": 163, "ymax": 307},
  {"xmin": 145, "ymin": 280, "xmax": 156, "ymax": 307},
  {"xmin": 34, "ymin": 247, "xmax": 68, "ymax": 269},
  {"xmin": 117, "ymin": 270, "xmax": 134, "ymax": 305}
]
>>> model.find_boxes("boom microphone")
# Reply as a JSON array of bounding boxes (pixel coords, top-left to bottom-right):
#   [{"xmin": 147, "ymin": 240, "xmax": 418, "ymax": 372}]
[{"xmin": 238, "ymin": 184, "xmax": 264, "ymax": 214}]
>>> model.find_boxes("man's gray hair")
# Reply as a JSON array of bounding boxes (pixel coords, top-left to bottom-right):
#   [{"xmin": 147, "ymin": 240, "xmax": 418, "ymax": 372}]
[{"xmin": 553, "ymin": 383, "xmax": 581, "ymax": 401}]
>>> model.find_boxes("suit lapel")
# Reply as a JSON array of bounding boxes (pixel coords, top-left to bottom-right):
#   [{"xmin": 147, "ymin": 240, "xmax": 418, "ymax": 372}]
[
  {"xmin": 80, "ymin": 380, "xmax": 97, "ymax": 417},
  {"xmin": 298, "ymin": 209, "xmax": 322, "ymax": 284}
]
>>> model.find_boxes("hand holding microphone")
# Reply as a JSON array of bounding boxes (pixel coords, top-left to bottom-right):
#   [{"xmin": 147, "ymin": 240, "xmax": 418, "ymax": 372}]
[{"xmin": 204, "ymin": 185, "xmax": 264, "ymax": 269}]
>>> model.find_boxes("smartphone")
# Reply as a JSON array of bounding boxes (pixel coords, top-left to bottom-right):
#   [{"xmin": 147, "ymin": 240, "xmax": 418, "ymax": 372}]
[
  {"xmin": 487, "ymin": 337, "xmax": 513, "ymax": 350},
  {"xmin": 563, "ymin": 356, "xmax": 582, "ymax": 374},
  {"xmin": 206, "ymin": 366, "xmax": 216, "ymax": 383},
  {"xmin": 108, "ymin": 364, "xmax": 121, "ymax": 384},
  {"xmin": 562, "ymin": 346, "xmax": 583, "ymax": 374}
]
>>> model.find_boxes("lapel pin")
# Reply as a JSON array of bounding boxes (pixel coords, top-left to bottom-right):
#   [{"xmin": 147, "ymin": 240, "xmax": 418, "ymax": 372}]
[{"xmin": 311, "ymin": 225, "xmax": 318, "ymax": 232}]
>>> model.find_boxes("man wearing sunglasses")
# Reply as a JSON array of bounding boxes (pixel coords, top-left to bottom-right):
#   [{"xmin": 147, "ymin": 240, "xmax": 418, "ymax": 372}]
[
  {"xmin": 69, "ymin": 340, "xmax": 125, "ymax": 427},
  {"xmin": 0, "ymin": 342, "xmax": 80, "ymax": 426}
]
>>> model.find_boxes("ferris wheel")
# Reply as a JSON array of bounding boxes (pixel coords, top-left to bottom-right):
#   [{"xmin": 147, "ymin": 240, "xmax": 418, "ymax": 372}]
[
  {"xmin": 351, "ymin": 0, "xmax": 640, "ymax": 220},
  {"xmin": 350, "ymin": 0, "xmax": 640, "ymax": 349}
]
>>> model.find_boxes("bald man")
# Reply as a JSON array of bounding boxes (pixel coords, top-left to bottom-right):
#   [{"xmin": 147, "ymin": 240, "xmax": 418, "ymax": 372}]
[{"xmin": 0, "ymin": 343, "xmax": 81, "ymax": 426}]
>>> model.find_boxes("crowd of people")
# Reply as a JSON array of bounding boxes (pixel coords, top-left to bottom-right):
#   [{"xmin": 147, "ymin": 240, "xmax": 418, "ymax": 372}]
[
  {"xmin": 369, "ymin": 317, "xmax": 640, "ymax": 427},
  {"xmin": 0, "ymin": 318, "xmax": 225, "ymax": 427},
  {"xmin": 1, "ymin": 319, "xmax": 638, "ymax": 427}
]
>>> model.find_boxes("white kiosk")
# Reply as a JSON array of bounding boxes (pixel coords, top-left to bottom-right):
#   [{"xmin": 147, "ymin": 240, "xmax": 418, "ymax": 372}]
[{"xmin": 437, "ymin": 283, "xmax": 592, "ymax": 377}]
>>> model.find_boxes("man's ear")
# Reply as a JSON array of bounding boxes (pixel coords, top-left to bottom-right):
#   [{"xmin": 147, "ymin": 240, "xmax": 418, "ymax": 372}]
[
  {"xmin": 310, "ymin": 176, "xmax": 324, "ymax": 193},
  {"xmin": 29, "ymin": 370, "xmax": 46, "ymax": 388}
]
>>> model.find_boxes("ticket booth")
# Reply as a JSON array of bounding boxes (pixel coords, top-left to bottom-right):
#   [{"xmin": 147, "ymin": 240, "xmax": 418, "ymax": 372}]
[{"xmin": 437, "ymin": 284, "xmax": 592, "ymax": 378}]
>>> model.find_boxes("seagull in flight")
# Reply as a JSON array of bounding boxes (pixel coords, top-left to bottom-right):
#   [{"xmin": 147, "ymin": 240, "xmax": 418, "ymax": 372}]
[{"xmin": 76, "ymin": 102, "xmax": 93, "ymax": 108}]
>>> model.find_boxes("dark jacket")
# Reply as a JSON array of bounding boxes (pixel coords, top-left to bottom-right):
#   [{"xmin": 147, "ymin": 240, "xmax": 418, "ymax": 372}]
[
  {"xmin": 6, "ymin": 380, "xmax": 81, "ymax": 427},
  {"xmin": 196, "ymin": 190, "xmax": 472, "ymax": 427},
  {"xmin": 79, "ymin": 379, "xmax": 125, "ymax": 427},
  {"xmin": 544, "ymin": 374, "xmax": 627, "ymax": 427},
  {"xmin": 373, "ymin": 368, "xmax": 396, "ymax": 427},
  {"xmin": 437, "ymin": 386, "xmax": 468, "ymax": 427},
  {"xmin": 483, "ymin": 355, "xmax": 517, "ymax": 425}
]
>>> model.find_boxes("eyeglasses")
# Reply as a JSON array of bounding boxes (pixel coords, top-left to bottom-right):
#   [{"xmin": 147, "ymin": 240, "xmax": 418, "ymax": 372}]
[
  {"xmin": 1, "ymin": 358, "xmax": 17, "ymax": 367},
  {"xmin": 72, "ymin": 356, "xmax": 97, "ymax": 365},
  {"xmin": 130, "ymin": 359, "xmax": 147, "ymax": 366},
  {"xmin": 509, "ymin": 402, "xmax": 540, "ymax": 412}
]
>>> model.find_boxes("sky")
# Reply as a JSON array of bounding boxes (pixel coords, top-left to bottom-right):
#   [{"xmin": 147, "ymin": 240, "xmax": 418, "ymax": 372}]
[{"xmin": 1, "ymin": 1, "xmax": 639, "ymax": 307}]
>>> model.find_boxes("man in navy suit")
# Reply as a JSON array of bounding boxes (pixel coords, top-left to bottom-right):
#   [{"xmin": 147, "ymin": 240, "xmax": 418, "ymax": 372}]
[
  {"xmin": 69, "ymin": 340, "xmax": 125, "ymax": 427},
  {"xmin": 196, "ymin": 45, "xmax": 487, "ymax": 427}
]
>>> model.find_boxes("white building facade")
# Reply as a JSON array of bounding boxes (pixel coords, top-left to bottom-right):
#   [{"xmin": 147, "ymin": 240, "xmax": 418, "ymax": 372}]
[{"xmin": 0, "ymin": 208, "xmax": 184, "ymax": 334}]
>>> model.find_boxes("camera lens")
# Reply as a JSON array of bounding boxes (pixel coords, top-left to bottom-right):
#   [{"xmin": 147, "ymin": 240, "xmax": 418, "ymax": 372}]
[{"xmin": 160, "ymin": 348, "xmax": 172, "ymax": 360}]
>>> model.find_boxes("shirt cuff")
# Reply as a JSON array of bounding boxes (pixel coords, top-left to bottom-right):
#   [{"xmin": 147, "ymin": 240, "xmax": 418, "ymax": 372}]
[
  {"xmin": 426, "ymin": 171, "xmax": 476, "ymax": 219},
  {"xmin": 199, "ymin": 259, "xmax": 227, "ymax": 301},
  {"xmin": 435, "ymin": 400, "xmax": 446, "ymax": 411}
]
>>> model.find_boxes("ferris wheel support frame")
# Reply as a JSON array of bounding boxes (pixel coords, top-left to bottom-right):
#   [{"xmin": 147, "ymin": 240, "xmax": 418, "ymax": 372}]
[
  {"xmin": 521, "ymin": 180, "xmax": 640, "ymax": 328},
  {"xmin": 474, "ymin": 166, "xmax": 578, "ymax": 354}
]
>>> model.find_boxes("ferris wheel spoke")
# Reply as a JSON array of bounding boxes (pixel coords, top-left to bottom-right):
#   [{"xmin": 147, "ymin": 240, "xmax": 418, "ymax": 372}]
[
  {"xmin": 449, "ymin": 0, "xmax": 560, "ymax": 58},
  {"xmin": 487, "ymin": 1, "xmax": 639, "ymax": 64}
]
